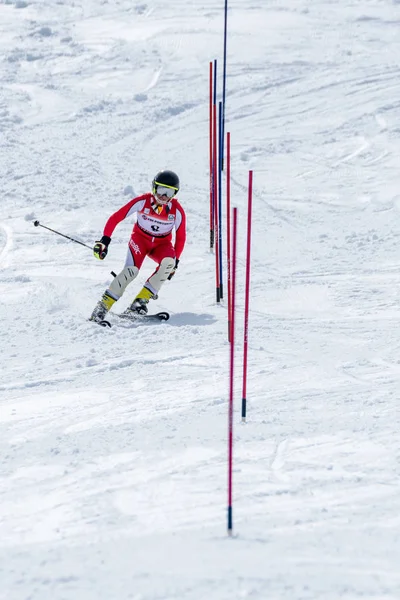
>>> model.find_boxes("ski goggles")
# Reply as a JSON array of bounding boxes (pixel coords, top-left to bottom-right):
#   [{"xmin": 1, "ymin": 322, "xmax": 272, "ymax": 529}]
[{"xmin": 154, "ymin": 185, "xmax": 178, "ymax": 199}]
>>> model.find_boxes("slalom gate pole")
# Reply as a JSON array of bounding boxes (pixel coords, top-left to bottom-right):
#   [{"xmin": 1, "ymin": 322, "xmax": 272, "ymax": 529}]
[
  {"xmin": 213, "ymin": 102, "xmax": 220, "ymax": 303},
  {"xmin": 213, "ymin": 60, "xmax": 220, "ymax": 302},
  {"xmin": 221, "ymin": 0, "xmax": 228, "ymax": 171},
  {"xmin": 213, "ymin": 59, "xmax": 217, "ymax": 105},
  {"xmin": 241, "ymin": 171, "xmax": 253, "ymax": 422},
  {"xmin": 227, "ymin": 206, "xmax": 237, "ymax": 536},
  {"xmin": 209, "ymin": 61, "xmax": 214, "ymax": 250},
  {"xmin": 226, "ymin": 132, "xmax": 232, "ymax": 341},
  {"xmin": 33, "ymin": 220, "xmax": 92, "ymax": 251},
  {"xmin": 218, "ymin": 100, "xmax": 224, "ymax": 299}
]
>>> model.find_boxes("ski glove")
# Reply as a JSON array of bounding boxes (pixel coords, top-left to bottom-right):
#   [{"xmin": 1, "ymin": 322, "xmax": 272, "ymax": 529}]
[
  {"xmin": 168, "ymin": 258, "xmax": 179, "ymax": 280},
  {"xmin": 93, "ymin": 235, "xmax": 111, "ymax": 260}
]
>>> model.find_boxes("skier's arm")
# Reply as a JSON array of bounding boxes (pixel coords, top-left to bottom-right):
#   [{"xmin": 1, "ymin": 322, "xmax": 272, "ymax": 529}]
[
  {"xmin": 103, "ymin": 196, "xmax": 146, "ymax": 238},
  {"xmin": 174, "ymin": 205, "xmax": 186, "ymax": 260}
]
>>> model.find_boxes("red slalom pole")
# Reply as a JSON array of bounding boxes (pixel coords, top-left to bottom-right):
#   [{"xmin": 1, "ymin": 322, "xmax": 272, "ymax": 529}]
[
  {"xmin": 241, "ymin": 171, "xmax": 253, "ymax": 422},
  {"xmin": 226, "ymin": 132, "xmax": 232, "ymax": 341},
  {"xmin": 209, "ymin": 61, "xmax": 214, "ymax": 250},
  {"xmin": 228, "ymin": 206, "xmax": 237, "ymax": 536}
]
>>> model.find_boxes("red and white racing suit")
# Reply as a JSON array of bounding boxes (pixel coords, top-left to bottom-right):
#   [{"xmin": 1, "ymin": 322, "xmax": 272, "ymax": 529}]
[{"xmin": 103, "ymin": 193, "xmax": 186, "ymax": 298}]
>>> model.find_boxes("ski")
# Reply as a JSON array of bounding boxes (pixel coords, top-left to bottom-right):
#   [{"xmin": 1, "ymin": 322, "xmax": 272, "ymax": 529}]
[{"xmin": 98, "ymin": 311, "xmax": 170, "ymax": 328}]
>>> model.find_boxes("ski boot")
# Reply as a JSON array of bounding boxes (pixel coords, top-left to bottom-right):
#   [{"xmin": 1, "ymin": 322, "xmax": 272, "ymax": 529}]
[
  {"xmin": 89, "ymin": 292, "xmax": 116, "ymax": 323},
  {"xmin": 120, "ymin": 287, "xmax": 157, "ymax": 319}
]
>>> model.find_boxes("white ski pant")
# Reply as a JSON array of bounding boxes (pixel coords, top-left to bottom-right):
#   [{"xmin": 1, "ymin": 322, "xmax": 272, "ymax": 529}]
[{"xmin": 106, "ymin": 255, "xmax": 175, "ymax": 300}]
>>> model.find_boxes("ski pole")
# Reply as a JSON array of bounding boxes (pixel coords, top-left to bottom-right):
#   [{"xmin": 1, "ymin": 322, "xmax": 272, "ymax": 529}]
[{"xmin": 33, "ymin": 220, "xmax": 92, "ymax": 251}]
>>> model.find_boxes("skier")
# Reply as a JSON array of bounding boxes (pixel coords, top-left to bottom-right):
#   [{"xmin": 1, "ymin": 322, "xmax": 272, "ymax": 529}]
[{"xmin": 89, "ymin": 170, "xmax": 186, "ymax": 323}]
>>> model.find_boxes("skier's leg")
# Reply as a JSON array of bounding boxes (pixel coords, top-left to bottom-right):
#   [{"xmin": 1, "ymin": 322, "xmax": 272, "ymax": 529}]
[
  {"xmin": 145, "ymin": 242, "xmax": 176, "ymax": 295},
  {"xmin": 107, "ymin": 265, "xmax": 139, "ymax": 299},
  {"xmin": 144, "ymin": 256, "xmax": 175, "ymax": 295},
  {"xmin": 127, "ymin": 242, "xmax": 175, "ymax": 314},
  {"xmin": 89, "ymin": 234, "xmax": 147, "ymax": 322},
  {"xmin": 89, "ymin": 263, "xmax": 139, "ymax": 323}
]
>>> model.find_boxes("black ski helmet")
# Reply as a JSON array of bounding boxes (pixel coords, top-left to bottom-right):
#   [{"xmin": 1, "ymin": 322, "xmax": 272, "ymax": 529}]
[{"xmin": 152, "ymin": 170, "xmax": 180, "ymax": 195}]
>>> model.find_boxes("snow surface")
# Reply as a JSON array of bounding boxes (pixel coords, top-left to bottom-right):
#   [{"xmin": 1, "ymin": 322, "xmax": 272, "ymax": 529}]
[{"xmin": 1, "ymin": 0, "xmax": 400, "ymax": 598}]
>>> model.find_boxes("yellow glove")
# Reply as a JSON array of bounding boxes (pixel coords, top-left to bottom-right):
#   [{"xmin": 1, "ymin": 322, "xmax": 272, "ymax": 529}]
[{"xmin": 93, "ymin": 236, "xmax": 111, "ymax": 260}]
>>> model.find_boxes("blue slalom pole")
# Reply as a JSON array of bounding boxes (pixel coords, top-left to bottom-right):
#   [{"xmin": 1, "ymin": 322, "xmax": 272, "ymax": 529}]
[
  {"xmin": 221, "ymin": 0, "xmax": 228, "ymax": 170},
  {"xmin": 213, "ymin": 59, "xmax": 217, "ymax": 106},
  {"xmin": 218, "ymin": 101, "xmax": 224, "ymax": 299}
]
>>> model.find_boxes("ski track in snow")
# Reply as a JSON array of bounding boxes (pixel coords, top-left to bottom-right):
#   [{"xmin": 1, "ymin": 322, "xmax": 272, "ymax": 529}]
[{"xmin": 1, "ymin": 0, "xmax": 400, "ymax": 599}]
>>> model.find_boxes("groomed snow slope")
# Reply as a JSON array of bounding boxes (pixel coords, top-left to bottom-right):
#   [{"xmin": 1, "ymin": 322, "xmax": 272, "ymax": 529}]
[{"xmin": 1, "ymin": 1, "xmax": 400, "ymax": 599}]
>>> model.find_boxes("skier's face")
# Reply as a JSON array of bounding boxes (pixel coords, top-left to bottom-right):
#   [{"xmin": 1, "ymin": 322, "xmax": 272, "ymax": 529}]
[{"xmin": 155, "ymin": 192, "xmax": 170, "ymax": 205}]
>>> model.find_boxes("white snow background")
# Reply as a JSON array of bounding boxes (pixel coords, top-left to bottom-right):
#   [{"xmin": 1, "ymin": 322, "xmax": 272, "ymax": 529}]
[{"xmin": 1, "ymin": 0, "xmax": 400, "ymax": 598}]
